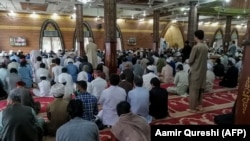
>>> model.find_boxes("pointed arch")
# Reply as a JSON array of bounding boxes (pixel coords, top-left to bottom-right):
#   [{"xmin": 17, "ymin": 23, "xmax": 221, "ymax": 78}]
[
  {"xmin": 231, "ymin": 28, "xmax": 239, "ymax": 42},
  {"xmin": 116, "ymin": 24, "xmax": 125, "ymax": 51},
  {"xmin": 212, "ymin": 28, "xmax": 224, "ymax": 47},
  {"xmin": 160, "ymin": 23, "xmax": 184, "ymax": 48},
  {"xmin": 39, "ymin": 19, "xmax": 65, "ymax": 51},
  {"xmin": 73, "ymin": 21, "xmax": 94, "ymax": 51}
]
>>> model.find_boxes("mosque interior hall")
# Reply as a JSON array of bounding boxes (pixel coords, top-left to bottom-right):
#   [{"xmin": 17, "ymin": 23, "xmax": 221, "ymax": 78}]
[{"xmin": 0, "ymin": 0, "xmax": 250, "ymax": 141}]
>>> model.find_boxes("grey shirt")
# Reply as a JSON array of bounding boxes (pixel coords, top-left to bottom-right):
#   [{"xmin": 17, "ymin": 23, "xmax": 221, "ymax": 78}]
[{"xmin": 56, "ymin": 117, "xmax": 99, "ymax": 141}]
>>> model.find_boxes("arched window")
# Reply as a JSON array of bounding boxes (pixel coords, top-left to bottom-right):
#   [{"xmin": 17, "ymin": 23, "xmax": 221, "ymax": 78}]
[
  {"xmin": 74, "ymin": 21, "xmax": 94, "ymax": 54},
  {"xmin": 212, "ymin": 28, "xmax": 224, "ymax": 49},
  {"xmin": 116, "ymin": 24, "xmax": 124, "ymax": 51},
  {"xmin": 231, "ymin": 28, "xmax": 239, "ymax": 45},
  {"xmin": 39, "ymin": 19, "xmax": 64, "ymax": 53},
  {"xmin": 73, "ymin": 22, "xmax": 124, "ymax": 52},
  {"xmin": 160, "ymin": 23, "xmax": 184, "ymax": 49}
]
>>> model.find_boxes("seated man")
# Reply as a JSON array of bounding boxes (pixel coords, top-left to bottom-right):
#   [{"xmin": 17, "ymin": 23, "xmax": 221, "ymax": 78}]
[
  {"xmin": 219, "ymin": 60, "xmax": 238, "ymax": 88},
  {"xmin": 32, "ymin": 74, "xmax": 51, "ymax": 97},
  {"xmin": 111, "ymin": 101, "xmax": 150, "ymax": 141},
  {"xmin": 127, "ymin": 76, "xmax": 151, "ymax": 123},
  {"xmin": 167, "ymin": 64, "xmax": 188, "ymax": 96},
  {"xmin": 45, "ymin": 83, "xmax": 69, "ymax": 136},
  {"xmin": 205, "ymin": 63, "xmax": 215, "ymax": 92},
  {"xmin": 11, "ymin": 81, "xmax": 41, "ymax": 114},
  {"xmin": 75, "ymin": 80, "xmax": 98, "ymax": 121},
  {"xmin": 149, "ymin": 77, "xmax": 168, "ymax": 119},
  {"xmin": 213, "ymin": 58, "xmax": 224, "ymax": 79},
  {"xmin": 56, "ymin": 99, "xmax": 99, "ymax": 141},
  {"xmin": 1, "ymin": 92, "xmax": 43, "ymax": 141},
  {"xmin": 98, "ymin": 74, "xmax": 126, "ymax": 126}
]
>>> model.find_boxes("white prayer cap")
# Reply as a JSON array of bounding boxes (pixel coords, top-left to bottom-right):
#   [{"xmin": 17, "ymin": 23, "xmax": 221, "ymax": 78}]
[
  {"xmin": 147, "ymin": 65, "xmax": 155, "ymax": 71},
  {"xmin": 166, "ymin": 58, "xmax": 171, "ymax": 63},
  {"xmin": 39, "ymin": 74, "xmax": 47, "ymax": 78},
  {"xmin": 67, "ymin": 58, "xmax": 74, "ymax": 63},
  {"xmin": 50, "ymin": 83, "xmax": 65, "ymax": 97},
  {"xmin": 89, "ymin": 38, "xmax": 93, "ymax": 42},
  {"xmin": 185, "ymin": 59, "xmax": 189, "ymax": 64},
  {"xmin": 176, "ymin": 52, "xmax": 181, "ymax": 57},
  {"xmin": 58, "ymin": 77, "xmax": 67, "ymax": 84},
  {"xmin": 166, "ymin": 57, "xmax": 173, "ymax": 63},
  {"xmin": 228, "ymin": 57, "xmax": 236, "ymax": 65},
  {"xmin": 207, "ymin": 63, "xmax": 213, "ymax": 70}
]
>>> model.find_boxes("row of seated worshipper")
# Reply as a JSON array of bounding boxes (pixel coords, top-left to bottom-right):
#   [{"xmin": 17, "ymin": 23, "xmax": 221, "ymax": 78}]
[
  {"xmin": 0, "ymin": 83, "xmax": 151, "ymax": 141},
  {"xmin": 0, "ymin": 72, "xmax": 168, "ymax": 139},
  {"xmin": 162, "ymin": 60, "xmax": 239, "ymax": 96}
]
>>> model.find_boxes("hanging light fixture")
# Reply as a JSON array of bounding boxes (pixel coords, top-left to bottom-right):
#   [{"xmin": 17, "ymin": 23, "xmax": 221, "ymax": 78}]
[{"xmin": 78, "ymin": 0, "xmax": 92, "ymax": 4}]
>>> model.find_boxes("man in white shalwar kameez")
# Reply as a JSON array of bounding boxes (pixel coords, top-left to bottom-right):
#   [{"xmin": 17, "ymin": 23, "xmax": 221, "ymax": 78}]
[{"xmin": 167, "ymin": 64, "xmax": 188, "ymax": 96}]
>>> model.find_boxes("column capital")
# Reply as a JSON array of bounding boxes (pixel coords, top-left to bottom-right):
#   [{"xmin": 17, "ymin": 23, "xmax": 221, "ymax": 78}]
[{"xmin": 189, "ymin": 1, "xmax": 198, "ymax": 6}]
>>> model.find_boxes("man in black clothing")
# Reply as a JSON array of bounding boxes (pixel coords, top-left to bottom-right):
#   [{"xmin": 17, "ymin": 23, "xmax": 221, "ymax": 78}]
[
  {"xmin": 219, "ymin": 60, "xmax": 238, "ymax": 88},
  {"xmin": 149, "ymin": 77, "xmax": 168, "ymax": 119},
  {"xmin": 181, "ymin": 41, "xmax": 192, "ymax": 63}
]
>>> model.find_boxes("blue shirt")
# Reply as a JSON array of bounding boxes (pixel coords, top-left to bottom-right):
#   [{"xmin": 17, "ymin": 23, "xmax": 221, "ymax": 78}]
[
  {"xmin": 76, "ymin": 92, "xmax": 98, "ymax": 121},
  {"xmin": 18, "ymin": 66, "xmax": 33, "ymax": 88},
  {"xmin": 66, "ymin": 63, "xmax": 78, "ymax": 82},
  {"xmin": 127, "ymin": 87, "xmax": 150, "ymax": 118},
  {"xmin": 56, "ymin": 117, "xmax": 99, "ymax": 141}
]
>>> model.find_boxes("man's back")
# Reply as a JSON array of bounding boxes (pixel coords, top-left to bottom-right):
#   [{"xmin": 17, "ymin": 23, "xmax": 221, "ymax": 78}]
[
  {"xmin": 99, "ymin": 86, "xmax": 126, "ymax": 126},
  {"xmin": 89, "ymin": 77, "xmax": 107, "ymax": 100},
  {"xmin": 46, "ymin": 99, "xmax": 69, "ymax": 136},
  {"xmin": 127, "ymin": 87, "xmax": 149, "ymax": 118},
  {"xmin": 56, "ymin": 117, "xmax": 99, "ymax": 141},
  {"xmin": 112, "ymin": 112, "xmax": 150, "ymax": 141},
  {"xmin": 1, "ymin": 104, "xmax": 39, "ymax": 141}
]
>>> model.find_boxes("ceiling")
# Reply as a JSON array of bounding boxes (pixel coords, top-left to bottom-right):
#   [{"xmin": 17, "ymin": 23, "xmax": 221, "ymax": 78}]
[{"xmin": 0, "ymin": 0, "xmax": 249, "ymax": 25}]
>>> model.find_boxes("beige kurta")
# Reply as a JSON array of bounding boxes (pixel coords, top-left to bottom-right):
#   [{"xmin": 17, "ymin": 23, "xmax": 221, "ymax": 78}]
[
  {"xmin": 188, "ymin": 42, "xmax": 208, "ymax": 110},
  {"xmin": 85, "ymin": 42, "xmax": 98, "ymax": 69}
]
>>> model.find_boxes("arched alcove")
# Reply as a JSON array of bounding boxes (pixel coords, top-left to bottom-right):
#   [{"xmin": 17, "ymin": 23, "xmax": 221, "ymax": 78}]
[
  {"xmin": 160, "ymin": 23, "xmax": 184, "ymax": 49},
  {"xmin": 116, "ymin": 24, "xmax": 125, "ymax": 51},
  {"xmin": 39, "ymin": 19, "xmax": 65, "ymax": 53},
  {"xmin": 73, "ymin": 21, "xmax": 94, "ymax": 53},
  {"xmin": 231, "ymin": 28, "xmax": 239, "ymax": 45},
  {"xmin": 212, "ymin": 28, "xmax": 224, "ymax": 49},
  {"xmin": 74, "ymin": 22, "xmax": 124, "ymax": 52}
]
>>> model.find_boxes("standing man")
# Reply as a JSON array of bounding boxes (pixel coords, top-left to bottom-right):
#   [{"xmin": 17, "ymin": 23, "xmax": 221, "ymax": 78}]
[
  {"xmin": 188, "ymin": 30, "xmax": 208, "ymax": 113},
  {"xmin": 85, "ymin": 38, "xmax": 98, "ymax": 69}
]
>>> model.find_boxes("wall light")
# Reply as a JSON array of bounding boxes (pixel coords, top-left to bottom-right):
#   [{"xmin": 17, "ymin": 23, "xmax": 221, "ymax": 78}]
[
  {"xmin": 171, "ymin": 19, "xmax": 177, "ymax": 23},
  {"xmin": 51, "ymin": 13, "xmax": 58, "ymax": 19},
  {"xmin": 71, "ymin": 13, "xmax": 76, "ymax": 19},
  {"xmin": 8, "ymin": 10, "xmax": 16, "ymax": 17},
  {"xmin": 149, "ymin": 19, "xmax": 153, "ymax": 24},
  {"xmin": 138, "ymin": 18, "xmax": 145, "ymax": 22},
  {"xmin": 30, "ymin": 12, "xmax": 38, "ymax": 18}
]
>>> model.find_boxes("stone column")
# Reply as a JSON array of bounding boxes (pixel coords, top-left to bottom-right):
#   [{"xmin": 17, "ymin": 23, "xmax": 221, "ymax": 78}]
[
  {"xmin": 245, "ymin": 20, "xmax": 250, "ymax": 40},
  {"xmin": 187, "ymin": 1, "xmax": 198, "ymax": 46},
  {"xmin": 224, "ymin": 16, "xmax": 232, "ymax": 52},
  {"xmin": 104, "ymin": 0, "xmax": 117, "ymax": 74},
  {"xmin": 75, "ymin": 4, "xmax": 85, "ymax": 57},
  {"xmin": 153, "ymin": 10, "xmax": 160, "ymax": 53},
  {"xmin": 234, "ymin": 20, "xmax": 250, "ymax": 124}
]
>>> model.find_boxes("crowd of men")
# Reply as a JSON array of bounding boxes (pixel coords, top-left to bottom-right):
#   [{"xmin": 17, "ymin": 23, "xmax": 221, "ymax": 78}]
[{"xmin": 0, "ymin": 30, "xmax": 243, "ymax": 140}]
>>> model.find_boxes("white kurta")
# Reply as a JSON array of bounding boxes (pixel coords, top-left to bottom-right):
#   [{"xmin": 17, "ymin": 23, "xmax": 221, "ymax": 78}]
[{"xmin": 33, "ymin": 80, "xmax": 51, "ymax": 97}]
